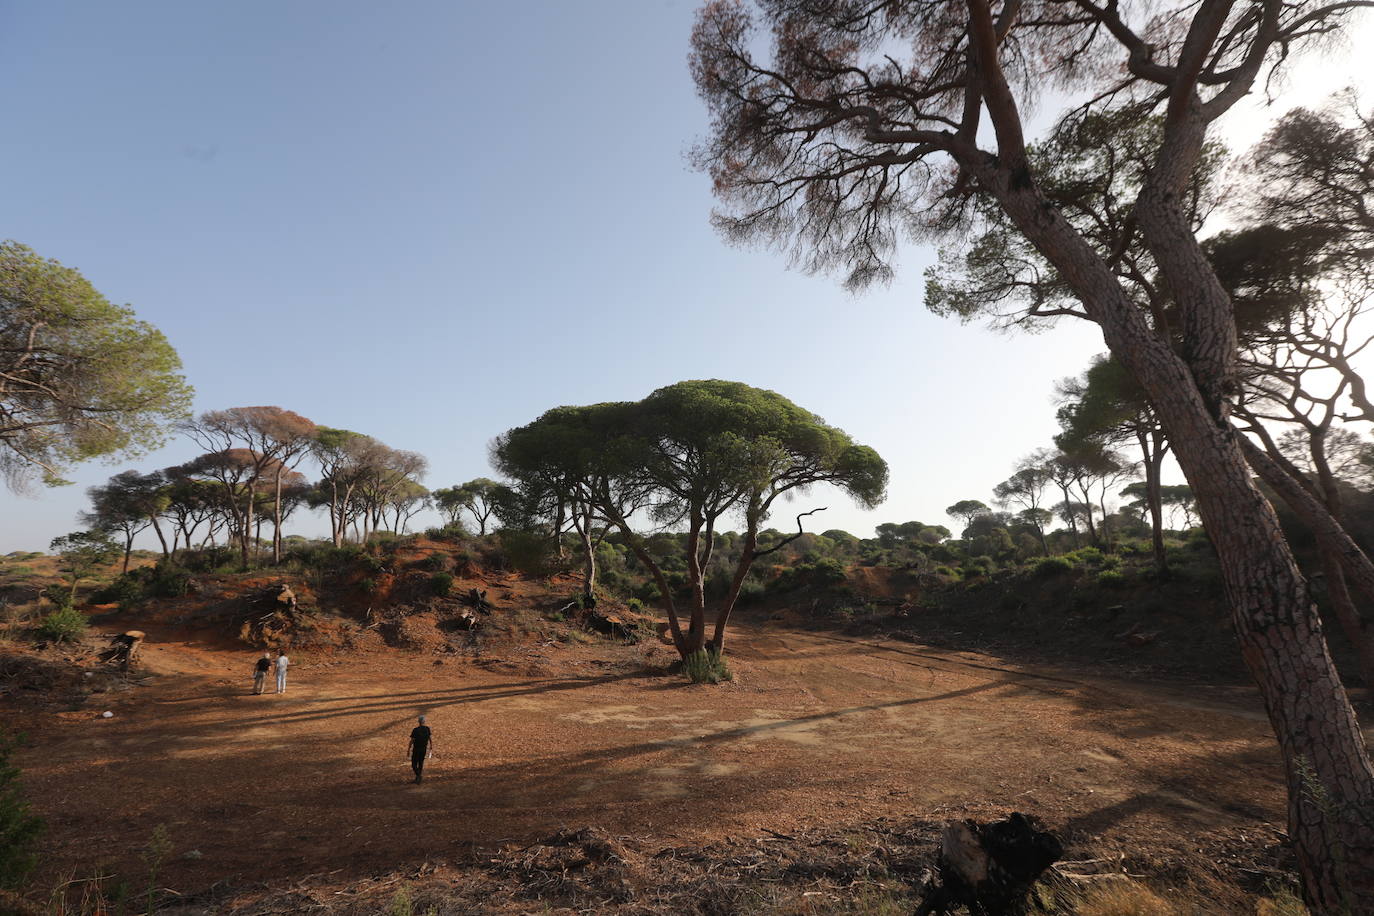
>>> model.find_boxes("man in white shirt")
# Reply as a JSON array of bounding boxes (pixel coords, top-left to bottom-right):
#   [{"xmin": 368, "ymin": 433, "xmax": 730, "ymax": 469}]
[{"xmin": 275, "ymin": 651, "xmax": 290, "ymax": 694}]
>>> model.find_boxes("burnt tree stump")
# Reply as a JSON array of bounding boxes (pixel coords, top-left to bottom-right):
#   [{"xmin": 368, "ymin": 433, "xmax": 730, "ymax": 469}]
[
  {"xmin": 100, "ymin": 630, "xmax": 145, "ymax": 670},
  {"xmin": 916, "ymin": 812, "xmax": 1063, "ymax": 915}
]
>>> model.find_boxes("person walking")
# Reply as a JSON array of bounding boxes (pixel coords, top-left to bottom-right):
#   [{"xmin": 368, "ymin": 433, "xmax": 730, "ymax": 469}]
[
  {"xmin": 275, "ymin": 650, "xmax": 290, "ymax": 694},
  {"xmin": 407, "ymin": 715, "xmax": 434, "ymax": 783},
  {"xmin": 252, "ymin": 652, "xmax": 272, "ymax": 695}
]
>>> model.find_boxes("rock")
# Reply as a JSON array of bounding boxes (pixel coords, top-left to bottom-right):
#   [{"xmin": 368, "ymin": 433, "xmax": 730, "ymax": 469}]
[{"xmin": 101, "ymin": 711, "xmax": 113, "ymax": 718}]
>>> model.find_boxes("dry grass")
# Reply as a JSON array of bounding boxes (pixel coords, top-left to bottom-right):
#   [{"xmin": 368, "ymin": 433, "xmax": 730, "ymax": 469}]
[{"xmin": 1072, "ymin": 878, "xmax": 1176, "ymax": 916}]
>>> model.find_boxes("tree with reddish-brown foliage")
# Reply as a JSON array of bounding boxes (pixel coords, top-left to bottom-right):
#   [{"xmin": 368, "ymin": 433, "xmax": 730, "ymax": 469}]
[{"xmin": 180, "ymin": 407, "xmax": 315, "ymax": 569}]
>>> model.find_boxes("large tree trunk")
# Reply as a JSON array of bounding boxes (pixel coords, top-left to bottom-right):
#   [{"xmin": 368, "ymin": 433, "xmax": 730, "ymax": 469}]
[{"xmin": 972, "ymin": 148, "xmax": 1374, "ymax": 911}]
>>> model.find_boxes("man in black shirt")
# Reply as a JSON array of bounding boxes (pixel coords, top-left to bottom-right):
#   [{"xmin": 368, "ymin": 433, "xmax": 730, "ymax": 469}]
[
  {"xmin": 252, "ymin": 652, "xmax": 272, "ymax": 695},
  {"xmin": 407, "ymin": 715, "xmax": 434, "ymax": 783}
]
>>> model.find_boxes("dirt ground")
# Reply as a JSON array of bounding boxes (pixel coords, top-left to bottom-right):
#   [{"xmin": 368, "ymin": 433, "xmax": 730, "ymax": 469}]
[{"xmin": 10, "ymin": 605, "xmax": 1335, "ymax": 908}]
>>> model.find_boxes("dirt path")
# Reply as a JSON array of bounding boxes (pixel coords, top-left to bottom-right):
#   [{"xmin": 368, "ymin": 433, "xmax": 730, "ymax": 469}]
[{"xmin": 18, "ymin": 619, "xmax": 1301, "ymax": 894}]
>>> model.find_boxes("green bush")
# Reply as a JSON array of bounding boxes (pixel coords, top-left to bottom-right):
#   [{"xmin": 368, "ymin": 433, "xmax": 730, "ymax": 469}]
[
  {"xmin": 934, "ymin": 565, "xmax": 955, "ymax": 577},
  {"xmin": 1033, "ymin": 556, "xmax": 1074, "ymax": 578},
  {"xmin": 423, "ymin": 553, "xmax": 450, "ymax": 572},
  {"xmin": 286, "ymin": 543, "xmax": 361, "ymax": 570},
  {"xmin": 425, "ymin": 522, "xmax": 470, "ymax": 542},
  {"xmin": 625, "ymin": 597, "xmax": 644, "ymax": 612},
  {"xmin": 1071, "ymin": 547, "xmax": 1104, "ymax": 566},
  {"xmin": 768, "ymin": 557, "xmax": 848, "ymax": 593},
  {"xmin": 41, "ymin": 584, "xmax": 74, "ymax": 610},
  {"xmin": 146, "ymin": 562, "xmax": 191, "ymax": 598},
  {"xmin": 1099, "ymin": 555, "xmax": 1121, "ymax": 571},
  {"xmin": 497, "ymin": 529, "xmax": 555, "ymax": 577},
  {"xmin": 960, "ymin": 565, "xmax": 985, "ymax": 579},
  {"xmin": 430, "ymin": 572, "xmax": 454, "ymax": 597},
  {"xmin": 92, "ymin": 574, "xmax": 144, "ymax": 607},
  {"xmin": 359, "ymin": 577, "xmax": 378, "ymax": 594},
  {"xmin": 682, "ymin": 648, "xmax": 732, "ymax": 684},
  {"xmin": 0, "ymin": 732, "xmax": 44, "ymax": 890},
  {"xmin": 737, "ymin": 579, "xmax": 766, "ymax": 604},
  {"xmin": 1096, "ymin": 570, "xmax": 1127, "ymax": 589},
  {"xmin": 37, "ymin": 606, "xmax": 87, "ymax": 643}
]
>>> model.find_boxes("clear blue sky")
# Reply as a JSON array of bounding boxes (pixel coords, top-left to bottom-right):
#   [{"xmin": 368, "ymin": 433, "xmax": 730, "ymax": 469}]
[{"xmin": 0, "ymin": 2, "xmax": 1366, "ymax": 552}]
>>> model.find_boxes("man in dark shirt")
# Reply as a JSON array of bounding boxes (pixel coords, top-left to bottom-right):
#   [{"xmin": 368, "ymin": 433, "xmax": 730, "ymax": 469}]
[
  {"xmin": 407, "ymin": 715, "xmax": 434, "ymax": 783},
  {"xmin": 252, "ymin": 652, "xmax": 272, "ymax": 695}
]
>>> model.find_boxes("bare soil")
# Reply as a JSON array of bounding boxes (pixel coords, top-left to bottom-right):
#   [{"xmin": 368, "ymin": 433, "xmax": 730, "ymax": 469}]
[{"xmin": 8, "ymin": 597, "xmax": 1337, "ymax": 911}]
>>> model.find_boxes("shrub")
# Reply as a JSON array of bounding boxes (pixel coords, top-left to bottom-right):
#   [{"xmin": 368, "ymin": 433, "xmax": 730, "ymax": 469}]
[
  {"xmin": 0, "ymin": 732, "xmax": 44, "ymax": 891},
  {"xmin": 960, "ymin": 565, "xmax": 985, "ymax": 579},
  {"xmin": 625, "ymin": 597, "xmax": 644, "ymax": 612},
  {"xmin": 37, "ymin": 606, "xmax": 87, "ymax": 643},
  {"xmin": 682, "ymin": 648, "xmax": 732, "ymax": 684},
  {"xmin": 41, "ymin": 584, "xmax": 74, "ymax": 610},
  {"xmin": 358, "ymin": 552, "xmax": 386, "ymax": 574},
  {"xmin": 1096, "ymin": 570, "xmax": 1127, "ymax": 589},
  {"xmin": 1071, "ymin": 546, "xmax": 1105, "ymax": 566},
  {"xmin": 146, "ymin": 562, "xmax": 191, "ymax": 599},
  {"xmin": 1033, "ymin": 556, "xmax": 1074, "ymax": 578},
  {"xmin": 92, "ymin": 574, "xmax": 144, "ymax": 607},
  {"xmin": 1099, "ymin": 554, "xmax": 1121, "ymax": 571},
  {"xmin": 737, "ymin": 579, "xmax": 766, "ymax": 605},
  {"xmin": 497, "ymin": 529, "xmax": 555, "ymax": 577},
  {"xmin": 768, "ymin": 557, "xmax": 848, "ymax": 593},
  {"xmin": 934, "ymin": 565, "xmax": 955, "ymax": 577},
  {"xmin": 423, "ymin": 553, "xmax": 450, "ymax": 572},
  {"xmin": 360, "ymin": 577, "xmax": 378, "ymax": 594},
  {"xmin": 430, "ymin": 572, "xmax": 454, "ymax": 597}
]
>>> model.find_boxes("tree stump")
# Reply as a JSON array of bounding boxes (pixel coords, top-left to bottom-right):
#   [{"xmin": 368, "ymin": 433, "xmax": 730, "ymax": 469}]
[
  {"xmin": 462, "ymin": 588, "xmax": 492, "ymax": 613},
  {"xmin": 99, "ymin": 630, "xmax": 145, "ymax": 670},
  {"xmin": 916, "ymin": 812, "xmax": 1063, "ymax": 915}
]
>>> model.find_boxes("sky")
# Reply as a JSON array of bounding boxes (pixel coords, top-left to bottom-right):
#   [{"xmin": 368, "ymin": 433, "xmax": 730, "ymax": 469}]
[{"xmin": 0, "ymin": 2, "xmax": 1370, "ymax": 553}]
